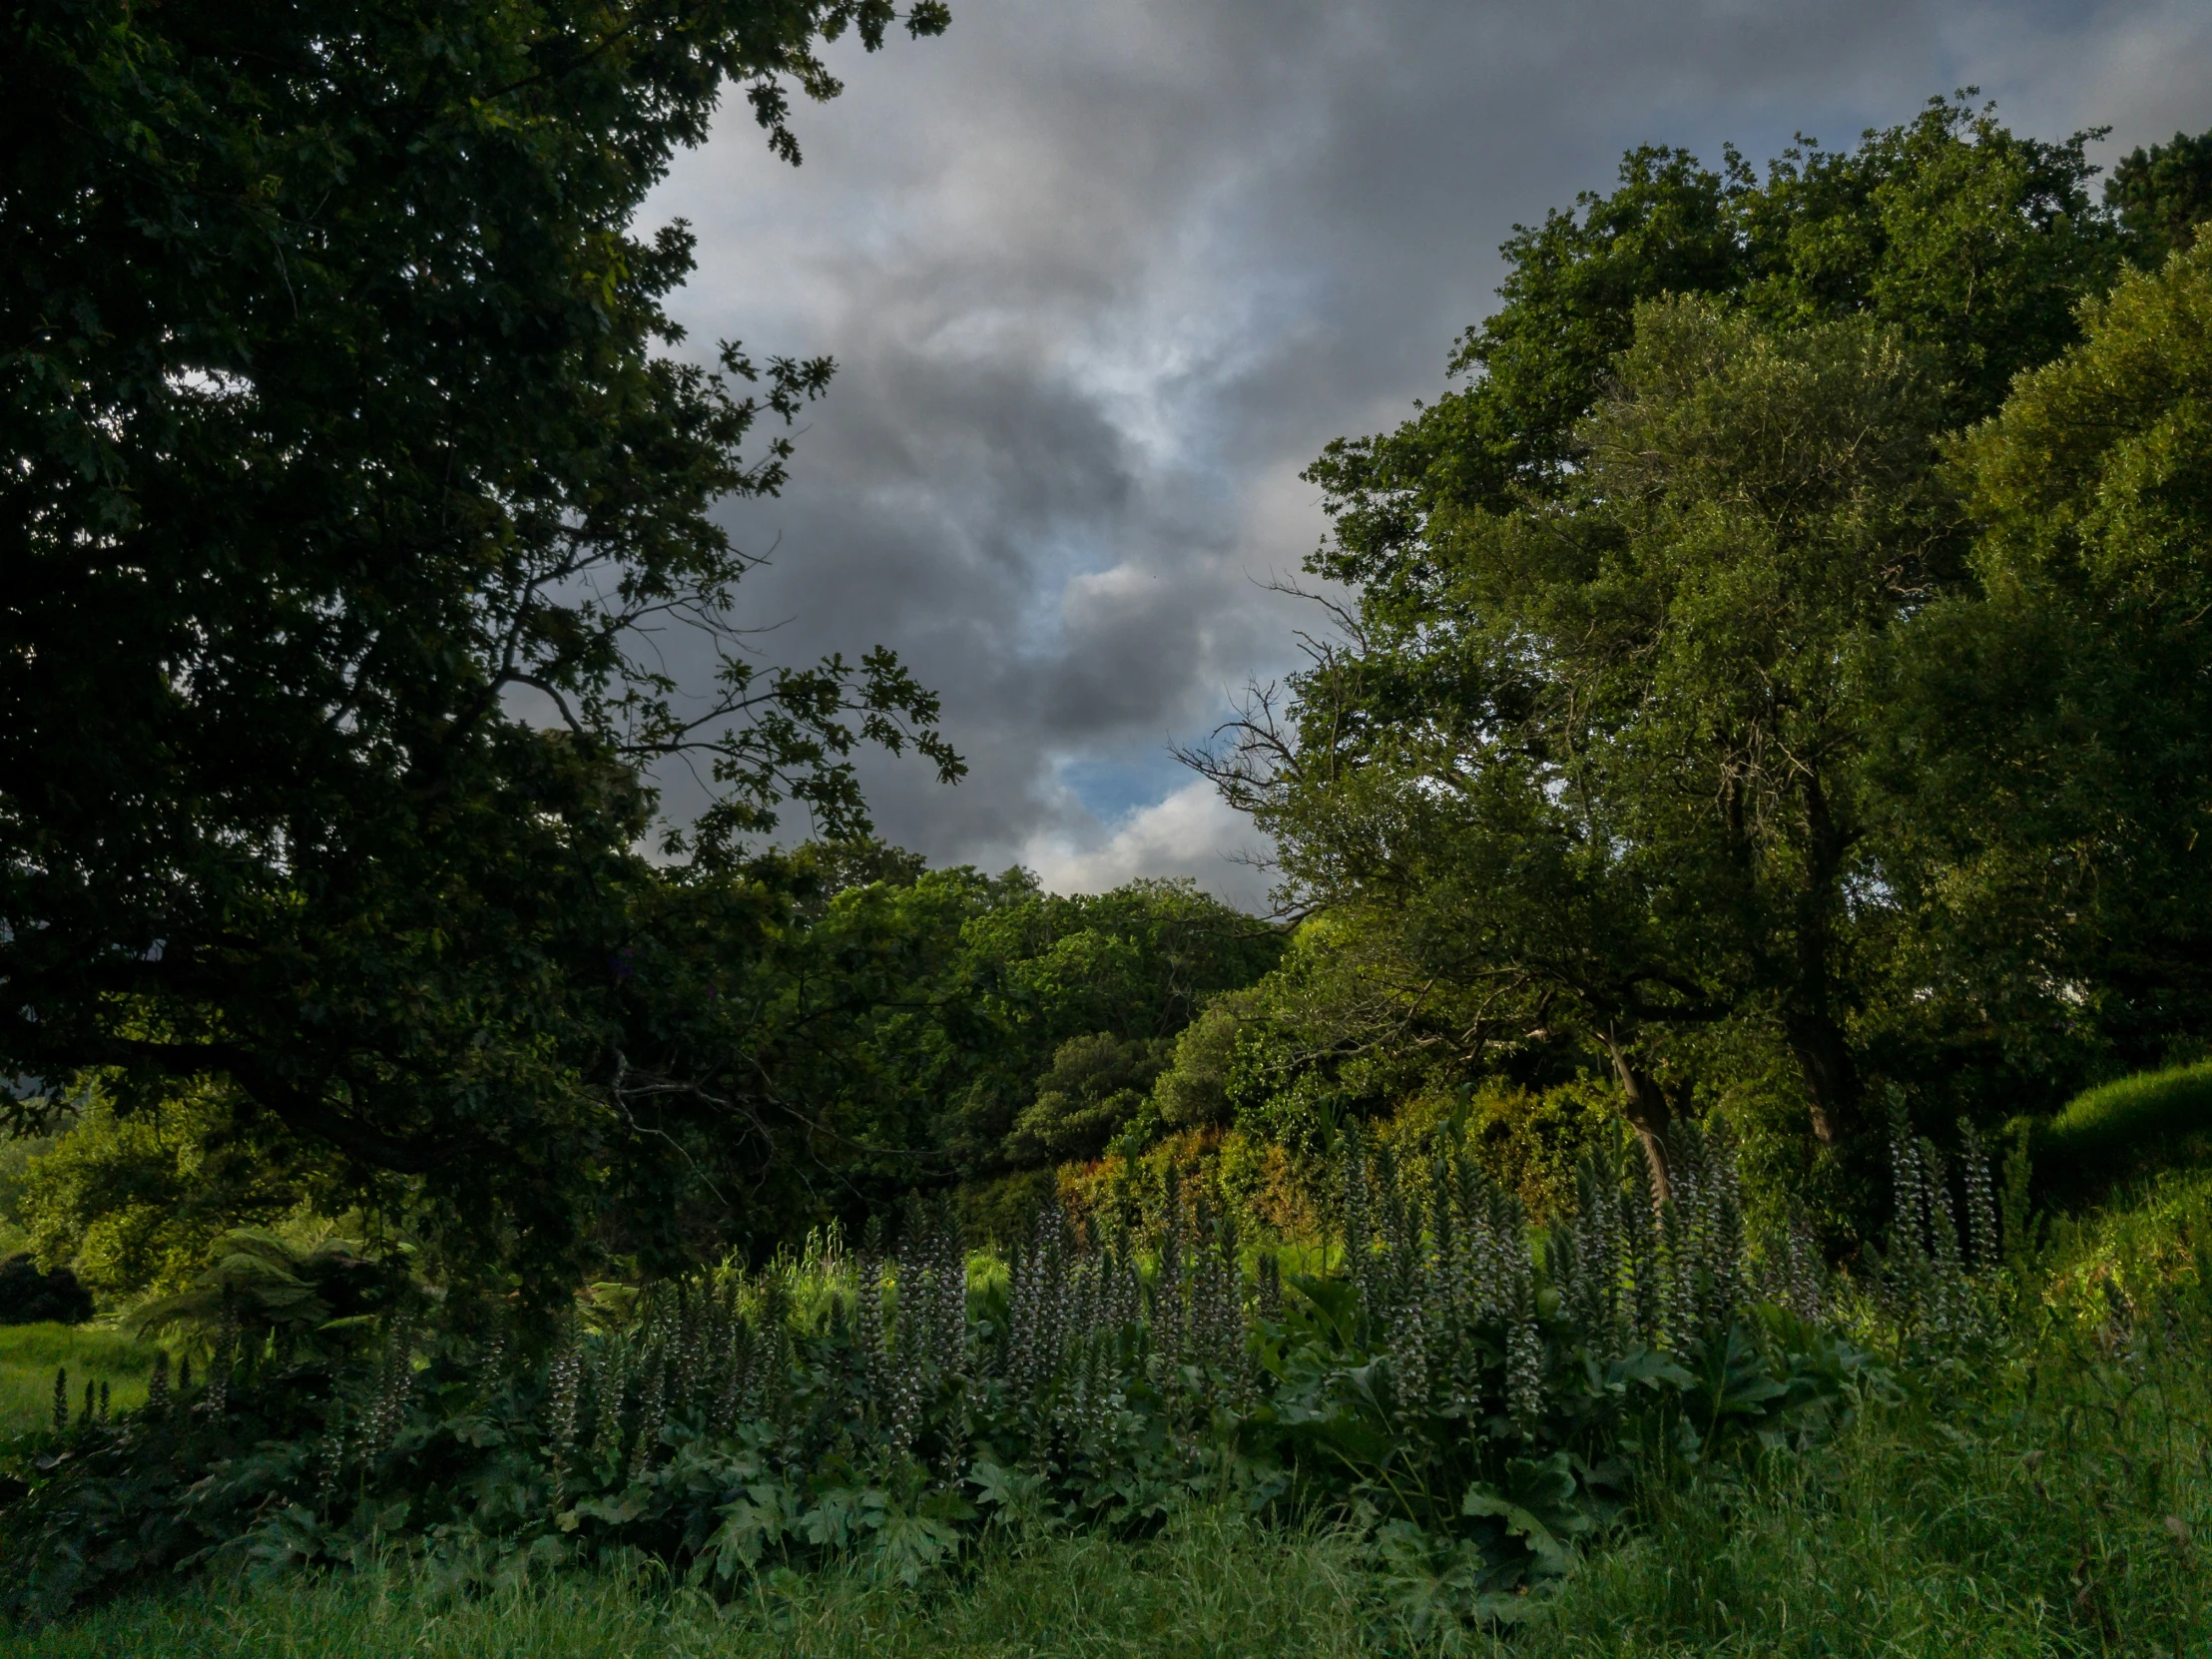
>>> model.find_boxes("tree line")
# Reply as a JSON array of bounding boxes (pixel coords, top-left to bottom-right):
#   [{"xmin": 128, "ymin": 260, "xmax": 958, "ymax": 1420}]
[{"xmin": 5, "ymin": 0, "xmax": 2212, "ymax": 1303}]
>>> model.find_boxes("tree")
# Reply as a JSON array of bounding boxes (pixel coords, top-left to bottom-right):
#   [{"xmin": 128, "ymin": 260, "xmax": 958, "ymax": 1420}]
[
  {"xmin": 1002, "ymin": 1032, "xmax": 1174, "ymax": 1165},
  {"xmin": 2107, "ymin": 130, "xmax": 2212, "ymax": 266},
  {"xmin": 0, "ymin": 0, "xmax": 956, "ymax": 1290},
  {"xmin": 1204, "ymin": 101, "xmax": 2141, "ymax": 1185},
  {"xmin": 856, "ymin": 875, "xmax": 1285, "ymax": 1181},
  {"xmin": 1874, "ymin": 244, "xmax": 2212, "ymax": 1081},
  {"xmin": 574, "ymin": 861, "xmax": 1285, "ymax": 1240},
  {"xmin": 4, "ymin": 1086, "xmax": 326, "ymax": 1303},
  {"xmin": 1200, "ymin": 300, "xmax": 1950, "ymax": 1182},
  {"xmin": 1309, "ymin": 96, "xmax": 2116, "ymax": 595}
]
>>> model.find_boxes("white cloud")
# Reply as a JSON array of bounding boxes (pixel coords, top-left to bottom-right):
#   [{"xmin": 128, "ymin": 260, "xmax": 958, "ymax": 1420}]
[{"xmin": 1022, "ymin": 781, "xmax": 1274, "ymax": 910}]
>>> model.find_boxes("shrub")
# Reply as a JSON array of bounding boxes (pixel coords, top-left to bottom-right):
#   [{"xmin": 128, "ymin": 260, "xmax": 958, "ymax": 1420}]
[{"xmin": 0, "ymin": 1258, "xmax": 92, "ymax": 1327}]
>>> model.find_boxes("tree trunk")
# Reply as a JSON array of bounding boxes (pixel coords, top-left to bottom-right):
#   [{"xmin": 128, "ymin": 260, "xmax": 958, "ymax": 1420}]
[
  {"xmin": 1788, "ymin": 770, "xmax": 1858, "ymax": 1147},
  {"xmin": 1602, "ymin": 1030, "xmax": 1673, "ymax": 1204},
  {"xmin": 1785, "ymin": 1009, "xmax": 1856, "ymax": 1147}
]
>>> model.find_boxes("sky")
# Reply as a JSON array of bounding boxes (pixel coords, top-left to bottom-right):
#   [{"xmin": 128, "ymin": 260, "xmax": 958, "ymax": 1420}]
[{"xmin": 642, "ymin": 0, "xmax": 2212, "ymax": 908}]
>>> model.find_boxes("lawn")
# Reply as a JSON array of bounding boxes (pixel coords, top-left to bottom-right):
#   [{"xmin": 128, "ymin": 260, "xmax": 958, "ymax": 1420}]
[
  {"xmin": 2033, "ymin": 1058, "xmax": 2212, "ymax": 1203},
  {"xmin": 0, "ymin": 1324, "xmax": 159, "ymax": 1440}
]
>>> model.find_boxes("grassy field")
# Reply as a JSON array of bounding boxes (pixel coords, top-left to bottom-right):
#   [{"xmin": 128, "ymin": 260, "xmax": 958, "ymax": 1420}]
[
  {"xmin": 9, "ymin": 1178, "xmax": 2209, "ymax": 1657},
  {"xmin": 0, "ymin": 1324, "xmax": 158, "ymax": 1439}
]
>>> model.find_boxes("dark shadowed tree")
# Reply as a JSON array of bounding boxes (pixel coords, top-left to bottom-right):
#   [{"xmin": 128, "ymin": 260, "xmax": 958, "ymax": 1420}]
[{"xmin": 0, "ymin": 0, "xmax": 957, "ymax": 1292}]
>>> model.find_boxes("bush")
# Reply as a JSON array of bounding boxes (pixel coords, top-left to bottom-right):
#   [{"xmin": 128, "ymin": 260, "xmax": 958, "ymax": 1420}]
[{"xmin": 0, "ymin": 1258, "xmax": 92, "ymax": 1327}]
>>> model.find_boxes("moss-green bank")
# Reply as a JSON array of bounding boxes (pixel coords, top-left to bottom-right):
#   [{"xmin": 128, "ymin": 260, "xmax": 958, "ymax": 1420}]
[{"xmin": 2031, "ymin": 1059, "xmax": 2212, "ymax": 1204}]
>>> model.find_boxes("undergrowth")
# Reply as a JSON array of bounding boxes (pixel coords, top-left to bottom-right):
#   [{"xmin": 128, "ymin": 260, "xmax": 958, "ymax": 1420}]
[
  {"xmin": 0, "ymin": 1123, "xmax": 1890, "ymax": 1628},
  {"xmin": 10, "ymin": 1301, "xmax": 2207, "ymax": 1659},
  {"xmin": 0, "ymin": 1513, "xmax": 1381, "ymax": 1659},
  {"xmin": 9, "ymin": 1127, "xmax": 2200, "ymax": 1652}
]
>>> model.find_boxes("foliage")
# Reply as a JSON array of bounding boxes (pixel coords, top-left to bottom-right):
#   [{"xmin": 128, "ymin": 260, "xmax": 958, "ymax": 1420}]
[
  {"xmin": 1, "ymin": 0, "xmax": 957, "ymax": 1293},
  {"xmin": 1389, "ymin": 1080, "xmax": 1625, "ymax": 1228},
  {"xmin": 0, "ymin": 1514, "xmax": 1389, "ymax": 1659},
  {"xmin": 2108, "ymin": 127, "xmax": 2212, "ymax": 266},
  {"xmin": 777, "ymin": 866, "xmax": 1282, "ymax": 1203},
  {"xmin": 4, "ymin": 1090, "xmax": 329, "ymax": 1304},
  {"xmin": 0, "ymin": 862, "xmax": 1281, "ymax": 1296},
  {"xmin": 0, "ymin": 1259, "xmax": 91, "ymax": 1328},
  {"xmin": 1874, "ymin": 244, "xmax": 2212, "ymax": 1083},
  {"xmin": 1305, "ymin": 97, "xmax": 2117, "ymax": 553},
  {"xmin": 1148, "ymin": 989, "xmax": 1266, "ymax": 1135},
  {"xmin": 1169, "ymin": 915, "xmax": 1490, "ymax": 1166},
  {"xmin": 10, "ymin": 1144, "xmax": 2204, "ymax": 1657},
  {"xmin": 2037, "ymin": 1167, "xmax": 2212, "ymax": 1332},
  {"xmin": 942, "ymin": 880, "xmax": 1286, "ymax": 1180},
  {"xmin": 0, "ymin": 1123, "xmax": 1898, "ymax": 1626},
  {"xmin": 1524, "ymin": 1302, "xmax": 2212, "ymax": 1655},
  {"xmin": 1002, "ymin": 1033, "xmax": 1175, "ymax": 1166},
  {"xmin": 1189, "ymin": 108, "xmax": 2212, "ymax": 1229},
  {"xmin": 12, "ymin": 1318, "xmax": 2211, "ymax": 1659},
  {"xmin": 727, "ymin": 862, "xmax": 1283, "ymax": 1221},
  {"xmin": 128, "ymin": 1229, "xmax": 406, "ymax": 1365},
  {"xmin": 1199, "ymin": 298, "xmax": 1951, "ymax": 1179}
]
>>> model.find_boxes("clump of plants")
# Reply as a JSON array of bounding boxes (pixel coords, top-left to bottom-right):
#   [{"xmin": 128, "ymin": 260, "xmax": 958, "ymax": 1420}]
[{"xmin": 0, "ymin": 1120, "xmax": 2013, "ymax": 1630}]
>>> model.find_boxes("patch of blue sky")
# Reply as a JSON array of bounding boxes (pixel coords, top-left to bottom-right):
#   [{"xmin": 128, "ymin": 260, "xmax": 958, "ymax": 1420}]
[{"xmin": 1051, "ymin": 747, "xmax": 1198, "ymax": 829}]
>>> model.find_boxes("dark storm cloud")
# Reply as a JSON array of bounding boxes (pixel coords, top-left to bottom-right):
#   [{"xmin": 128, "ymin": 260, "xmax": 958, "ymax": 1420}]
[{"xmin": 640, "ymin": 0, "xmax": 2212, "ymax": 905}]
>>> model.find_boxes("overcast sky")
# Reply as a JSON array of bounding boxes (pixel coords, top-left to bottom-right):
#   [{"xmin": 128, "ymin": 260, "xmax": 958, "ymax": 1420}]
[{"xmin": 643, "ymin": 0, "xmax": 2212, "ymax": 907}]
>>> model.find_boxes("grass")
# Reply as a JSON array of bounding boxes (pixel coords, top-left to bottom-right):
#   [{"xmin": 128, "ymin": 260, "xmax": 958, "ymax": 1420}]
[
  {"xmin": 2039, "ymin": 1166, "xmax": 2212, "ymax": 1315},
  {"xmin": 0, "ymin": 1516, "xmax": 1385, "ymax": 1659},
  {"xmin": 0, "ymin": 1324, "xmax": 158, "ymax": 1438},
  {"xmin": 2032, "ymin": 1058, "xmax": 2212, "ymax": 1203}
]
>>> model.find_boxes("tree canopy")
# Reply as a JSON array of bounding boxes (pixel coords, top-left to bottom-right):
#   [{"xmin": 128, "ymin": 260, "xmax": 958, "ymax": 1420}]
[
  {"xmin": 1307, "ymin": 95, "xmax": 2122, "ymax": 580},
  {"xmin": 1194, "ymin": 99, "xmax": 2212, "ymax": 1214},
  {"xmin": 11, "ymin": 48, "xmax": 2212, "ymax": 1295},
  {"xmin": 1877, "ymin": 244, "xmax": 2212, "ymax": 1081},
  {"xmin": 1, "ymin": 0, "xmax": 955, "ymax": 1290}
]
